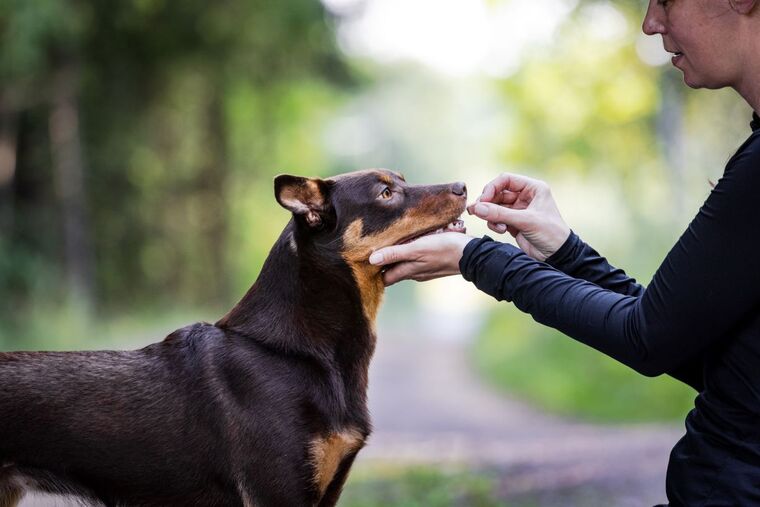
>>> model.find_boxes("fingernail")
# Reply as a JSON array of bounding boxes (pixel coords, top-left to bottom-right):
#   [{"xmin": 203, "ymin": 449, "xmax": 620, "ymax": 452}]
[
  {"xmin": 474, "ymin": 203, "xmax": 488, "ymax": 216},
  {"xmin": 369, "ymin": 252, "xmax": 383, "ymax": 265}
]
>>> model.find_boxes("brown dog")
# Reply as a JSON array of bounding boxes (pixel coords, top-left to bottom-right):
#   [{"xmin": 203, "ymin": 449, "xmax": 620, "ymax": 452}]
[{"xmin": 0, "ymin": 169, "xmax": 466, "ymax": 506}]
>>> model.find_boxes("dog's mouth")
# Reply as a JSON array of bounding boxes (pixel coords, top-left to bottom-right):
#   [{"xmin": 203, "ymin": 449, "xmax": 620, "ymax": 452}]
[{"xmin": 396, "ymin": 217, "xmax": 466, "ymax": 245}]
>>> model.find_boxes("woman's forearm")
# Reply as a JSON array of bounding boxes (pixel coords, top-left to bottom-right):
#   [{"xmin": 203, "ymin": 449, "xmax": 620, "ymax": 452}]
[{"xmin": 545, "ymin": 232, "xmax": 645, "ymax": 298}]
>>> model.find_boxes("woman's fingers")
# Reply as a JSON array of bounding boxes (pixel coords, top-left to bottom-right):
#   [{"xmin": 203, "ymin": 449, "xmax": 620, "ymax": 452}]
[
  {"xmin": 469, "ymin": 202, "xmax": 531, "ymax": 229},
  {"xmin": 370, "ymin": 244, "xmax": 424, "ymax": 286},
  {"xmin": 370, "ymin": 233, "xmax": 473, "ymax": 286},
  {"xmin": 479, "ymin": 173, "xmax": 537, "ymax": 203},
  {"xmin": 381, "ymin": 263, "xmax": 415, "ymax": 286},
  {"xmin": 369, "ymin": 244, "xmax": 416, "ymax": 266},
  {"xmin": 487, "ymin": 222, "xmax": 508, "ymax": 234},
  {"xmin": 500, "ymin": 190, "xmax": 520, "ymax": 205},
  {"xmin": 485, "ymin": 190, "xmax": 520, "ymax": 207}
]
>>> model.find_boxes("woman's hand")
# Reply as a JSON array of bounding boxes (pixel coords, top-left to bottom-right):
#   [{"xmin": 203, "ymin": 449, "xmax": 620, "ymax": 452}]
[
  {"xmin": 468, "ymin": 173, "xmax": 570, "ymax": 261},
  {"xmin": 369, "ymin": 232, "xmax": 473, "ymax": 286}
]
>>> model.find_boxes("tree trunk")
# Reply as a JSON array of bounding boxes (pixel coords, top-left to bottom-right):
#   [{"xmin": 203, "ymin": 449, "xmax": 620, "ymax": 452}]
[
  {"xmin": 49, "ymin": 61, "xmax": 95, "ymax": 311},
  {"xmin": 201, "ymin": 87, "xmax": 229, "ymax": 303},
  {"xmin": 0, "ymin": 99, "xmax": 18, "ymax": 236}
]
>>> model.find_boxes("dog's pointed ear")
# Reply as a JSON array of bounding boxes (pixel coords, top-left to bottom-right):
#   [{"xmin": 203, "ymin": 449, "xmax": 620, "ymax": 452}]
[{"xmin": 274, "ymin": 174, "xmax": 331, "ymax": 228}]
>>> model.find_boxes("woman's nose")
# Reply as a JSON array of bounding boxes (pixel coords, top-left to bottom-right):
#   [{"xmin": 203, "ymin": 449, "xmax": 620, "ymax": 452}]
[{"xmin": 642, "ymin": 2, "xmax": 666, "ymax": 35}]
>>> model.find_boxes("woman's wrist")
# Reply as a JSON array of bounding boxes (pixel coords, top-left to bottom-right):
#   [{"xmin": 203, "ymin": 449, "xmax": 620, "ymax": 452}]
[
  {"xmin": 543, "ymin": 223, "xmax": 572, "ymax": 259},
  {"xmin": 545, "ymin": 229, "xmax": 580, "ymax": 267}
]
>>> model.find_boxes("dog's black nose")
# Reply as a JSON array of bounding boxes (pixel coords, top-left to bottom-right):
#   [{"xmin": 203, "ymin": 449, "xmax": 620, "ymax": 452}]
[{"xmin": 452, "ymin": 182, "xmax": 467, "ymax": 196}]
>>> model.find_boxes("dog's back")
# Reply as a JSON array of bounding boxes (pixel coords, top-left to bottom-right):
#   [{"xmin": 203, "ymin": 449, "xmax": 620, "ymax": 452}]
[
  {"xmin": 1, "ymin": 325, "xmax": 231, "ymax": 504},
  {"xmin": 0, "ymin": 321, "xmax": 359, "ymax": 506}
]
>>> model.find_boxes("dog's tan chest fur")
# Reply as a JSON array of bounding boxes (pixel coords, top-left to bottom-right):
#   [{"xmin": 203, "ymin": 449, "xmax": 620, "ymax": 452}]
[
  {"xmin": 310, "ymin": 429, "xmax": 364, "ymax": 497},
  {"xmin": 341, "ymin": 220, "xmax": 386, "ymax": 323}
]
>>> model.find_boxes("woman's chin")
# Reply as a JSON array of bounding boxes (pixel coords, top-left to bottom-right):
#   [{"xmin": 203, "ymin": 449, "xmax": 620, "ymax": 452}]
[
  {"xmin": 680, "ymin": 68, "xmax": 726, "ymax": 90},
  {"xmin": 682, "ymin": 75, "xmax": 701, "ymax": 89},
  {"xmin": 681, "ymin": 71, "xmax": 706, "ymax": 90}
]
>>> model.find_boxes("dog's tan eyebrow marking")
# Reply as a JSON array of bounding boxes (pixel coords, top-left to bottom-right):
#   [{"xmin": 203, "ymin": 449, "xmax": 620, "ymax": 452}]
[
  {"xmin": 378, "ymin": 173, "xmax": 394, "ymax": 186},
  {"xmin": 393, "ymin": 171, "xmax": 406, "ymax": 182}
]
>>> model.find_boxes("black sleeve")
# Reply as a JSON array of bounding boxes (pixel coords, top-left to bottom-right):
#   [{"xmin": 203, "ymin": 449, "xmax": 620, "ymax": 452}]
[
  {"xmin": 545, "ymin": 232, "xmax": 703, "ymax": 389},
  {"xmin": 460, "ymin": 136, "xmax": 760, "ymax": 382},
  {"xmin": 545, "ymin": 232, "xmax": 644, "ymax": 297}
]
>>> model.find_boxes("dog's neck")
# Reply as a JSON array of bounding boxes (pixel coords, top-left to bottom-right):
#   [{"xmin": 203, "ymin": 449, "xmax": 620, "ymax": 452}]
[{"xmin": 217, "ymin": 222, "xmax": 379, "ymax": 373}]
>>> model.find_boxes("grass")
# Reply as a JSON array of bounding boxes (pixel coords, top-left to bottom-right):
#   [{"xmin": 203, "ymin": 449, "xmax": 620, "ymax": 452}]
[
  {"xmin": 340, "ymin": 464, "xmax": 509, "ymax": 507},
  {"xmin": 339, "ymin": 463, "xmax": 648, "ymax": 507},
  {"xmin": 471, "ymin": 306, "xmax": 696, "ymax": 422}
]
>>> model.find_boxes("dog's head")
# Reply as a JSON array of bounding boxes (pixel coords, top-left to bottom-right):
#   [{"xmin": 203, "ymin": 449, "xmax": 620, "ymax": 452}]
[{"xmin": 275, "ymin": 168, "xmax": 467, "ymax": 322}]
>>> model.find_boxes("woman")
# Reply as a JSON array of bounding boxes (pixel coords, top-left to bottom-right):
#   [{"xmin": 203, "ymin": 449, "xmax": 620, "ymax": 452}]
[{"xmin": 369, "ymin": 0, "xmax": 760, "ymax": 505}]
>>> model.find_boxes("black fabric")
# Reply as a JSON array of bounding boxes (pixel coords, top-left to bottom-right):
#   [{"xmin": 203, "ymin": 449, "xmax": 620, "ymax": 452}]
[
  {"xmin": 751, "ymin": 112, "xmax": 760, "ymax": 132},
  {"xmin": 460, "ymin": 127, "xmax": 760, "ymax": 505}
]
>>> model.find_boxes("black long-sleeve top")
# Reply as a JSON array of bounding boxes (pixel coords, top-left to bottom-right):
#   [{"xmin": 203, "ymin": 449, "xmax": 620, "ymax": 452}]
[{"xmin": 460, "ymin": 114, "xmax": 760, "ymax": 506}]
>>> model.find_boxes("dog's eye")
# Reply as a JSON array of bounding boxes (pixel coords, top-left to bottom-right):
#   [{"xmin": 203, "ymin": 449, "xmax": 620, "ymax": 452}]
[{"xmin": 379, "ymin": 187, "xmax": 393, "ymax": 200}]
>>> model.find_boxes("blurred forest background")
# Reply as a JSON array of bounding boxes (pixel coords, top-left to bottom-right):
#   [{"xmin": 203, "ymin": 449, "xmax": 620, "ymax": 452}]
[{"xmin": 1, "ymin": 0, "xmax": 755, "ymax": 504}]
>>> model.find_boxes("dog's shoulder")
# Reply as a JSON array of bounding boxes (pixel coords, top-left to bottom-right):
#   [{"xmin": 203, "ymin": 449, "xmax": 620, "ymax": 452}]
[
  {"xmin": 144, "ymin": 321, "xmax": 221, "ymax": 351},
  {"xmin": 163, "ymin": 321, "xmax": 218, "ymax": 343},
  {"xmin": 138, "ymin": 322, "xmax": 226, "ymax": 371}
]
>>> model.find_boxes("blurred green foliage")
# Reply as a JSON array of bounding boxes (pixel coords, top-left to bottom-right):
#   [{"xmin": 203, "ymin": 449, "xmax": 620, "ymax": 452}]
[
  {"xmin": 501, "ymin": 11, "xmax": 661, "ymax": 181},
  {"xmin": 0, "ymin": 0, "xmax": 349, "ymax": 348},
  {"xmin": 473, "ymin": 305, "xmax": 695, "ymax": 422}
]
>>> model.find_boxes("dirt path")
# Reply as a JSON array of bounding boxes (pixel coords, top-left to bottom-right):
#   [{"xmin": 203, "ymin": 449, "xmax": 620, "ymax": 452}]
[
  {"xmin": 359, "ymin": 330, "xmax": 681, "ymax": 505},
  {"xmin": 21, "ymin": 324, "xmax": 682, "ymax": 506}
]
